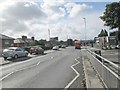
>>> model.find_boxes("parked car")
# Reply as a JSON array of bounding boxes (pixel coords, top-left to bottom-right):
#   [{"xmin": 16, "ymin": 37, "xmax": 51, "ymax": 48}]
[
  {"xmin": 61, "ymin": 45, "xmax": 66, "ymax": 48},
  {"xmin": 2, "ymin": 47, "xmax": 28, "ymax": 60},
  {"xmin": 52, "ymin": 46, "xmax": 59, "ymax": 50},
  {"xmin": 30, "ymin": 46, "xmax": 44, "ymax": 54},
  {"xmin": 115, "ymin": 45, "xmax": 120, "ymax": 49}
]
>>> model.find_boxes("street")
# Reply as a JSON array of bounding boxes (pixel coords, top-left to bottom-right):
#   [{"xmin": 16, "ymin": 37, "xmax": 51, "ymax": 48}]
[{"xmin": 0, "ymin": 47, "xmax": 85, "ymax": 88}]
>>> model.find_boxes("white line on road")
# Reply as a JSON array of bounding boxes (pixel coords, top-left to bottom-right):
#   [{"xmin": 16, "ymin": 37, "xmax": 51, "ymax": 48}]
[
  {"xmin": 0, "ymin": 61, "xmax": 41, "ymax": 81},
  {"xmin": 37, "ymin": 61, "xmax": 41, "ymax": 65},
  {"xmin": 0, "ymin": 57, "xmax": 37, "ymax": 70},
  {"xmin": 64, "ymin": 59, "xmax": 80, "ymax": 89},
  {"xmin": 0, "ymin": 50, "xmax": 55, "ymax": 69},
  {"xmin": 51, "ymin": 57, "xmax": 54, "ymax": 59},
  {"xmin": 0, "ymin": 72, "xmax": 13, "ymax": 81}
]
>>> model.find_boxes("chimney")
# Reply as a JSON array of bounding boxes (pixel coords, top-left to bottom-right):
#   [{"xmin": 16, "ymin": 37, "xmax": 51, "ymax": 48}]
[
  {"xmin": 31, "ymin": 37, "xmax": 35, "ymax": 41},
  {"xmin": 22, "ymin": 36, "xmax": 27, "ymax": 41}
]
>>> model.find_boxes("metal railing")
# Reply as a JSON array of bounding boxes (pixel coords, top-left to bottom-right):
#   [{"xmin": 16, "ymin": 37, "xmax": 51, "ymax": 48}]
[{"xmin": 86, "ymin": 49, "xmax": 120, "ymax": 88}]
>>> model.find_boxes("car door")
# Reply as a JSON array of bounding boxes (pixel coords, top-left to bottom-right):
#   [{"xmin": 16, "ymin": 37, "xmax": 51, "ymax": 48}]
[
  {"xmin": 15, "ymin": 48, "xmax": 23, "ymax": 57},
  {"xmin": 19, "ymin": 48, "xmax": 25, "ymax": 56}
]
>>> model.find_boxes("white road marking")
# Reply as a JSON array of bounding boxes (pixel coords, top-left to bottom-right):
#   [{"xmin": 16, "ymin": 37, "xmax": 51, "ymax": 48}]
[
  {"xmin": 0, "ymin": 50, "xmax": 56, "ymax": 69},
  {"xmin": 37, "ymin": 61, "xmax": 41, "ymax": 65},
  {"xmin": 0, "ymin": 49, "xmax": 64, "ymax": 81},
  {"xmin": 0, "ymin": 61, "xmax": 41, "ymax": 81},
  {"xmin": 0, "ymin": 72, "xmax": 14, "ymax": 81},
  {"xmin": 0, "ymin": 57, "xmax": 37, "ymax": 69},
  {"xmin": 51, "ymin": 57, "xmax": 53, "ymax": 59},
  {"xmin": 64, "ymin": 59, "xmax": 80, "ymax": 89}
]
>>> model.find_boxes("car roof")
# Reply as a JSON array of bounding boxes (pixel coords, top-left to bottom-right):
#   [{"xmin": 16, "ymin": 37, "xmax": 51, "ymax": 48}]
[{"xmin": 8, "ymin": 47, "xmax": 20, "ymax": 49}]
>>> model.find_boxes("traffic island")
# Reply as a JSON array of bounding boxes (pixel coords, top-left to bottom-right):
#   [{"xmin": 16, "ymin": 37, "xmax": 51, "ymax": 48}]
[{"xmin": 82, "ymin": 50, "xmax": 105, "ymax": 89}]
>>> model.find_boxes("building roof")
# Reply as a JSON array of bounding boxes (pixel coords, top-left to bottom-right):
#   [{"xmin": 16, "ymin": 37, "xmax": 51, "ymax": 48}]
[
  {"xmin": 27, "ymin": 38, "xmax": 33, "ymax": 42},
  {"xmin": 14, "ymin": 38, "xmax": 34, "ymax": 43},
  {"xmin": 14, "ymin": 38, "xmax": 25, "ymax": 43},
  {"xmin": 0, "ymin": 34, "xmax": 14, "ymax": 40}
]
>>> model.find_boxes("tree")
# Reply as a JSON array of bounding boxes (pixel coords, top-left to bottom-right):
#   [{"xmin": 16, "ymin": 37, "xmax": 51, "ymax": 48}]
[
  {"xmin": 100, "ymin": 2, "xmax": 120, "ymax": 41},
  {"xmin": 38, "ymin": 39, "xmax": 47, "ymax": 46},
  {"xmin": 110, "ymin": 31, "xmax": 117, "ymax": 36},
  {"xmin": 67, "ymin": 39, "xmax": 74, "ymax": 46}
]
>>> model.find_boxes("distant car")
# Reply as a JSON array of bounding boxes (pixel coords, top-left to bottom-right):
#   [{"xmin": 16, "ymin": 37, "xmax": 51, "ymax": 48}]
[
  {"xmin": 110, "ymin": 45, "xmax": 117, "ymax": 49},
  {"xmin": 30, "ymin": 46, "xmax": 44, "ymax": 54},
  {"xmin": 61, "ymin": 45, "xmax": 66, "ymax": 48},
  {"xmin": 52, "ymin": 46, "xmax": 59, "ymax": 50},
  {"xmin": 115, "ymin": 45, "xmax": 120, "ymax": 49},
  {"xmin": 2, "ymin": 47, "xmax": 28, "ymax": 60}
]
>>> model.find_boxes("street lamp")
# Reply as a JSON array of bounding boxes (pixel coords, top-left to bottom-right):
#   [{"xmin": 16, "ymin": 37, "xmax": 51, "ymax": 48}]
[
  {"xmin": 48, "ymin": 29, "xmax": 50, "ymax": 41},
  {"xmin": 83, "ymin": 18, "xmax": 87, "ymax": 49}
]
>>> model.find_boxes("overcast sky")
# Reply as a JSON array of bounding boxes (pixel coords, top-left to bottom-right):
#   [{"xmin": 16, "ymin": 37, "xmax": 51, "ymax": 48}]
[{"xmin": 0, "ymin": 0, "xmax": 119, "ymax": 41}]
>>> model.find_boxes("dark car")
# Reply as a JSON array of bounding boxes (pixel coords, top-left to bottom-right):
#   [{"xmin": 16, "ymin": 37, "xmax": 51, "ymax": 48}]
[{"xmin": 30, "ymin": 46, "xmax": 44, "ymax": 54}]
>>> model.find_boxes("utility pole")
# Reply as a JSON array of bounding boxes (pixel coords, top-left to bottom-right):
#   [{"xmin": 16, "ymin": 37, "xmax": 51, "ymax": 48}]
[
  {"xmin": 66, "ymin": 35, "xmax": 68, "ymax": 40},
  {"xmin": 83, "ymin": 18, "xmax": 87, "ymax": 49},
  {"xmin": 48, "ymin": 29, "xmax": 50, "ymax": 41}
]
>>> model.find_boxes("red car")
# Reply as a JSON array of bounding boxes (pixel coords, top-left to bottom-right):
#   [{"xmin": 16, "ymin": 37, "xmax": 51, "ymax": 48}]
[{"xmin": 30, "ymin": 46, "xmax": 44, "ymax": 54}]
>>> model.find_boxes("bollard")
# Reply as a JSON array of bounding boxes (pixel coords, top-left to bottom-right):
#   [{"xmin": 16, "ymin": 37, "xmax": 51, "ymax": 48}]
[{"xmin": 94, "ymin": 50, "xmax": 102, "ymax": 61}]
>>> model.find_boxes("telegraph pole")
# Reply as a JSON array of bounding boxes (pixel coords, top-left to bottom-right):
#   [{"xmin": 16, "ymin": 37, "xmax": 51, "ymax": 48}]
[
  {"xmin": 48, "ymin": 29, "xmax": 50, "ymax": 41},
  {"xmin": 83, "ymin": 18, "xmax": 87, "ymax": 49}
]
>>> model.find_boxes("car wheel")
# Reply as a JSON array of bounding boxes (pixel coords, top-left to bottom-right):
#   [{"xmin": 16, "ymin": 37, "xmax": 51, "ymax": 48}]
[
  {"xmin": 42, "ymin": 52, "xmax": 44, "ymax": 55},
  {"xmin": 36, "ymin": 52, "xmax": 38, "ymax": 54},
  {"xmin": 14, "ymin": 54, "xmax": 18, "ymax": 59}
]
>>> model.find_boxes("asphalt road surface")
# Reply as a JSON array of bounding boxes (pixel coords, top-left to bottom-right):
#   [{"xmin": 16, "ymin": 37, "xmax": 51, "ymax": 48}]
[{"xmin": 0, "ymin": 47, "xmax": 85, "ymax": 89}]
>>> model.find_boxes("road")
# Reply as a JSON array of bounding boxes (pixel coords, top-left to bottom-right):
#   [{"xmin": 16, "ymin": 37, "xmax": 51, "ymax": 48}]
[{"xmin": 0, "ymin": 47, "xmax": 85, "ymax": 89}]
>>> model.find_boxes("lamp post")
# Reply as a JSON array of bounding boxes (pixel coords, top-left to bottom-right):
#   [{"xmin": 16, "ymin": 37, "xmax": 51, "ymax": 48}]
[
  {"xmin": 48, "ymin": 29, "xmax": 50, "ymax": 41},
  {"xmin": 83, "ymin": 18, "xmax": 87, "ymax": 49}
]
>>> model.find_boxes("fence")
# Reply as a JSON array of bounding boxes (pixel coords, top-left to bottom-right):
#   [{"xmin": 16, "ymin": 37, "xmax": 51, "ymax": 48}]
[{"xmin": 86, "ymin": 49, "xmax": 120, "ymax": 88}]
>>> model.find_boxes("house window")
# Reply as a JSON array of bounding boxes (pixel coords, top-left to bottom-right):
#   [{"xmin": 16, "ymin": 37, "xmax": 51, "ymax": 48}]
[{"xmin": 5, "ymin": 40, "xmax": 9, "ymax": 45}]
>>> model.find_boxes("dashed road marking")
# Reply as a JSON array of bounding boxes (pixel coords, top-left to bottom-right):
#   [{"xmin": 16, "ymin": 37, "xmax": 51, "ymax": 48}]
[{"xmin": 51, "ymin": 57, "xmax": 53, "ymax": 59}]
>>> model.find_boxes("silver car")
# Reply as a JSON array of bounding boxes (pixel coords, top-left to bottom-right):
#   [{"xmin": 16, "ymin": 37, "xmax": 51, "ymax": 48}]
[
  {"xmin": 2, "ymin": 47, "xmax": 28, "ymax": 60},
  {"xmin": 52, "ymin": 46, "xmax": 59, "ymax": 50}
]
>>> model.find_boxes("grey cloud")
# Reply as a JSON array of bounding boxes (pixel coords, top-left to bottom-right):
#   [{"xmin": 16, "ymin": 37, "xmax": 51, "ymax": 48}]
[
  {"xmin": 1, "ymin": 1, "xmax": 47, "ymax": 35},
  {"xmin": 2, "ymin": 1, "xmax": 46, "ymax": 20},
  {"xmin": 2, "ymin": 20, "xmax": 28, "ymax": 33}
]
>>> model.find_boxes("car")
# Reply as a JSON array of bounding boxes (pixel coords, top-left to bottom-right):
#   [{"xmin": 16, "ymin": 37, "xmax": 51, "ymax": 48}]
[
  {"xmin": 61, "ymin": 45, "xmax": 66, "ymax": 48},
  {"xmin": 52, "ymin": 46, "xmax": 59, "ymax": 50},
  {"xmin": 115, "ymin": 45, "xmax": 120, "ymax": 49},
  {"xmin": 2, "ymin": 47, "xmax": 28, "ymax": 60},
  {"xmin": 30, "ymin": 46, "xmax": 44, "ymax": 54},
  {"xmin": 110, "ymin": 45, "xmax": 117, "ymax": 49}
]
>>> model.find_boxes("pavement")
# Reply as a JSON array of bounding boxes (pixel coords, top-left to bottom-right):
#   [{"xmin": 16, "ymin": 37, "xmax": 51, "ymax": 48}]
[{"xmin": 81, "ymin": 49, "xmax": 105, "ymax": 89}]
